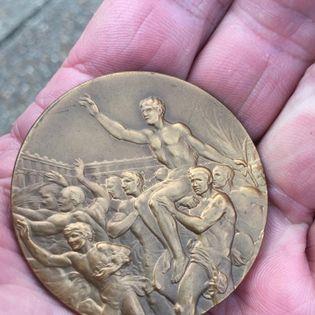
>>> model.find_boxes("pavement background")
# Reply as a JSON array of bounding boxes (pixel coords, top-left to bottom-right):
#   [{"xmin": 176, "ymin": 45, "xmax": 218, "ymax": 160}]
[{"xmin": 0, "ymin": 0, "xmax": 102, "ymax": 135}]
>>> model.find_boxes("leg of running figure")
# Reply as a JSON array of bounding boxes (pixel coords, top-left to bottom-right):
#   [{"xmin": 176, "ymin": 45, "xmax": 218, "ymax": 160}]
[
  {"xmin": 175, "ymin": 263, "xmax": 210, "ymax": 315},
  {"xmin": 149, "ymin": 179, "xmax": 191, "ymax": 283}
]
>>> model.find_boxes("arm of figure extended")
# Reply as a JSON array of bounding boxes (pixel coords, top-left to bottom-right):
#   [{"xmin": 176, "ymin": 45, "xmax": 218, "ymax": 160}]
[
  {"xmin": 79, "ymin": 176, "xmax": 110, "ymax": 199},
  {"xmin": 16, "ymin": 219, "xmax": 72, "ymax": 267},
  {"xmin": 107, "ymin": 211, "xmax": 138, "ymax": 238},
  {"xmin": 15, "ymin": 207, "xmax": 55, "ymax": 221},
  {"xmin": 45, "ymin": 171, "xmax": 69, "ymax": 187},
  {"xmin": 80, "ymin": 95, "xmax": 149, "ymax": 144},
  {"xmin": 73, "ymin": 158, "xmax": 110, "ymax": 226},
  {"xmin": 164, "ymin": 195, "xmax": 225, "ymax": 234},
  {"xmin": 25, "ymin": 216, "xmax": 60, "ymax": 235},
  {"xmin": 74, "ymin": 158, "xmax": 110, "ymax": 200},
  {"xmin": 96, "ymin": 112, "xmax": 149, "ymax": 143},
  {"xmin": 180, "ymin": 124, "xmax": 232, "ymax": 165}
]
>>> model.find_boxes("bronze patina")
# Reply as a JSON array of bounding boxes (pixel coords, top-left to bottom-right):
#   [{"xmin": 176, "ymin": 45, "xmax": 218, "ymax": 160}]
[{"xmin": 11, "ymin": 72, "xmax": 268, "ymax": 315}]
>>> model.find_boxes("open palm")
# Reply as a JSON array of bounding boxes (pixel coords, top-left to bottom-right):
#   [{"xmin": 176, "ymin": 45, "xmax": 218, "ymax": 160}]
[{"xmin": 1, "ymin": 1, "xmax": 315, "ymax": 314}]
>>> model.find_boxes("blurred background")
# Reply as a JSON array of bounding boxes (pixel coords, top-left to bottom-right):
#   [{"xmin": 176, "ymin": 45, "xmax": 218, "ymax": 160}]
[{"xmin": 0, "ymin": 0, "xmax": 102, "ymax": 136}]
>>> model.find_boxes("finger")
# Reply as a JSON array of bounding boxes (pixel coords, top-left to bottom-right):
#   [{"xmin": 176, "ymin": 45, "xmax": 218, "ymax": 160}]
[
  {"xmin": 213, "ymin": 205, "xmax": 312, "ymax": 315},
  {"xmin": 252, "ymin": 65, "xmax": 315, "ymax": 296},
  {"xmin": 16, "ymin": 219, "xmax": 24, "ymax": 225},
  {"xmin": 79, "ymin": 95, "xmax": 89, "ymax": 100},
  {"xmin": 189, "ymin": 0, "xmax": 315, "ymax": 140},
  {"xmin": 259, "ymin": 64, "xmax": 315, "ymax": 225},
  {"xmin": 12, "ymin": 0, "xmax": 234, "ymax": 143},
  {"xmin": 79, "ymin": 96, "xmax": 93, "ymax": 104},
  {"xmin": 86, "ymin": 99, "xmax": 95, "ymax": 106},
  {"xmin": 79, "ymin": 101, "xmax": 88, "ymax": 107}
]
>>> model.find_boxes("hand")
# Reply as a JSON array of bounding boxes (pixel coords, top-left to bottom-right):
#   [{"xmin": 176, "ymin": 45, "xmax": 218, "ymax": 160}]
[
  {"xmin": 1, "ymin": 1, "xmax": 315, "ymax": 314},
  {"xmin": 79, "ymin": 93, "xmax": 100, "ymax": 116},
  {"xmin": 73, "ymin": 158, "xmax": 85, "ymax": 179},
  {"xmin": 131, "ymin": 209, "xmax": 139, "ymax": 219},
  {"xmin": 233, "ymin": 158, "xmax": 247, "ymax": 169},
  {"xmin": 178, "ymin": 195, "xmax": 200, "ymax": 209},
  {"xmin": 72, "ymin": 211, "xmax": 89, "ymax": 222},
  {"xmin": 45, "ymin": 170, "xmax": 68, "ymax": 187},
  {"xmin": 16, "ymin": 218, "xmax": 30, "ymax": 240}
]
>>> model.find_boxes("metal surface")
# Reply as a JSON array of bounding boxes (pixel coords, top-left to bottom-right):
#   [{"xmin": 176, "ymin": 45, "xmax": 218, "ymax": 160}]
[{"xmin": 11, "ymin": 72, "xmax": 268, "ymax": 315}]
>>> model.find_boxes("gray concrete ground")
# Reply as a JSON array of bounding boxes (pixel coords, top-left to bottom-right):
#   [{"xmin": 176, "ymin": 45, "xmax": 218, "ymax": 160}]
[{"xmin": 0, "ymin": 0, "xmax": 102, "ymax": 135}]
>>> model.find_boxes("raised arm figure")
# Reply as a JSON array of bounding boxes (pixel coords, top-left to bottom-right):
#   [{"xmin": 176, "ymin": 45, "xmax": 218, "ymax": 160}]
[
  {"xmin": 16, "ymin": 219, "xmax": 147, "ymax": 315},
  {"xmin": 74, "ymin": 158, "xmax": 110, "ymax": 200},
  {"xmin": 45, "ymin": 171, "xmax": 69, "ymax": 187},
  {"xmin": 14, "ymin": 183, "xmax": 61, "ymax": 221},
  {"xmin": 16, "ymin": 219, "xmax": 73, "ymax": 267},
  {"xmin": 80, "ymin": 94, "xmax": 149, "ymax": 144},
  {"xmin": 16, "ymin": 185, "xmax": 109, "ymax": 241},
  {"xmin": 80, "ymin": 95, "xmax": 241, "ymax": 283}
]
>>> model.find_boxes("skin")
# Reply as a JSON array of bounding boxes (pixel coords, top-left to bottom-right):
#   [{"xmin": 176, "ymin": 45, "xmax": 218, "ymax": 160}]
[
  {"xmin": 39, "ymin": 188, "xmax": 59, "ymax": 210},
  {"xmin": 15, "ymin": 186, "xmax": 109, "ymax": 242},
  {"xmin": 74, "ymin": 158, "xmax": 110, "ymax": 201},
  {"xmin": 212, "ymin": 165, "xmax": 264, "ymax": 241},
  {"xmin": 17, "ymin": 162, "xmax": 110, "ymax": 241},
  {"xmin": 107, "ymin": 172, "xmax": 161, "ymax": 271},
  {"xmin": 162, "ymin": 168, "xmax": 235, "ymax": 315},
  {"xmin": 107, "ymin": 172, "xmax": 173, "ymax": 314},
  {"xmin": 80, "ymin": 93, "xmax": 239, "ymax": 283},
  {"xmin": 1, "ymin": 0, "xmax": 315, "ymax": 313},
  {"xmin": 212, "ymin": 165, "xmax": 234, "ymax": 192},
  {"xmin": 107, "ymin": 173, "xmax": 143, "ymax": 240},
  {"xmin": 14, "ymin": 187, "xmax": 58, "ymax": 221},
  {"xmin": 16, "ymin": 220, "xmax": 145, "ymax": 315},
  {"xmin": 106, "ymin": 176, "xmax": 125, "ymax": 200},
  {"xmin": 105, "ymin": 176, "xmax": 126, "ymax": 214}
]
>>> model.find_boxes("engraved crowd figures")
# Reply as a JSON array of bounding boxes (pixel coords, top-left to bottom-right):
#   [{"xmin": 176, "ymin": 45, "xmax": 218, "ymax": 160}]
[{"xmin": 12, "ymin": 73, "xmax": 267, "ymax": 315}]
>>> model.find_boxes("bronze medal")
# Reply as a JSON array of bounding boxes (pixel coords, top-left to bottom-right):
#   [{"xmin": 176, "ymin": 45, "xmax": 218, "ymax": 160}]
[{"xmin": 12, "ymin": 72, "xmax": 268, "ymax": 315}]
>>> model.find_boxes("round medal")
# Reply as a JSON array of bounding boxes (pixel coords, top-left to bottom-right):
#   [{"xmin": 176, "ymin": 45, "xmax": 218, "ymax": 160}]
[{"xmin": 12, "ymin": 72, "xmax": 268, "ymax": 315}]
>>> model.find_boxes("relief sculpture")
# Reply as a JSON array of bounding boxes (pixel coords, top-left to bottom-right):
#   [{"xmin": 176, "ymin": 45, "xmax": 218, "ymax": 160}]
[{"xmin": 12, "ymin": 73, "xmax": 267, "ymax": 315}]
